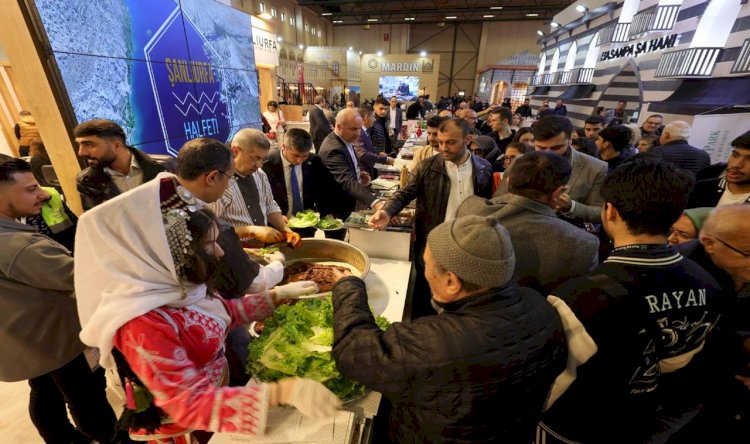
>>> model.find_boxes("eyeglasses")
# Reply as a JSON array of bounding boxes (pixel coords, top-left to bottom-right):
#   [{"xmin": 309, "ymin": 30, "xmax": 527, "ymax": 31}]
[
  {"xmin": 216, "ymin": 170, "xmax": 233, "ymax": 180},
  {"xmin": 713, "ymin": 236, "xmax": 750, "ymax": 258},
  {"xmin": 668, "ymin": 227, "xmax": 697, "ymax": 240}
]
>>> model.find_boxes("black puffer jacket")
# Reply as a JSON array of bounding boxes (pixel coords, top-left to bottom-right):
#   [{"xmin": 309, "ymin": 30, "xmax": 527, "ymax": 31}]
[{"xmin": 332, "ymin": 277, "xmax": 567, "ymax": 443}]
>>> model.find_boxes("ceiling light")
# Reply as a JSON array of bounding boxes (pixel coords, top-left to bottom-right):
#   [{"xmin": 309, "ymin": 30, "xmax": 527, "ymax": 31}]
[
  {"xmin": 367, "ymin": 18, "xmax": 378, "ymax": 22},
  {"xmin": 419, "ymin": 50, "xmax": 427, "ymax": 57},
  {"xmin": 490, "ymin": 6, "xmax": 503, "ymax": 9},
  {"xmin": 358, "ymin": 51, "xmax": 362, "ymax": 55},
  {"xmin": 321, "ymin": 12, "xmax": 332, "ymax": 16},
  {"xmin": 551, "ymin": 21, "xmax": 560, "ymax": 28},
  {"xmin": 333, "ymin": 20, "xmax": 343, "ymax": 23},
  {"xmin": 277, "ymin": 36, "xmax": 283, "ymax": 42},
  {"xmin": 526, "ymin": 13, "xmax": 539, "ymax": 17},
  {"xmin": 377, "ymin": 50, "xmax": 383, "ymax": 56},
  {"xmin": 299, "ymin": 44, "xmax": 304, "ymax": 49},
  {"xmin": 404, "ymin": 17, "xmax": 415, "ymax": 21},
  {"xmin": 348, "ymin": 46, "xmax": 353, "ymax": 50},
  {"xmin": 446, "ymin": 16, "xmax": 457, "ymax": 19},
  {"xmin": 537, "ymin": 30, "xmax": 544, "ymax": 36},
  {"xmin": 576, "ymin": 4, "xmax": 588, "ymax": 13},
  {"xmin": 483, "ymin": 14, "xmax": 494, "ymax": 18}
]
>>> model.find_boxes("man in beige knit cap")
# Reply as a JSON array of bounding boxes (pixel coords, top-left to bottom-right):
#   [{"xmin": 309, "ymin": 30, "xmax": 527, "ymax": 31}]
[{"xmin": 332, "ymin": 215, "xmax": 566, "ymax": 443}]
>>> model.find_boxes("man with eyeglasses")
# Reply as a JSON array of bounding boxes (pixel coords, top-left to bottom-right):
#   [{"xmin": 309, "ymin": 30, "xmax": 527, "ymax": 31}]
[
  {"xmin": 208, "ymin": 128, "xmax": 301, "ymax": 248},
  {"xmin": 673, "ymin": 205, "xmax": 750, "ymax": 441},
  {"xmin": 495, "ymin": 115, "xmax": 607, "ymax": 224}
]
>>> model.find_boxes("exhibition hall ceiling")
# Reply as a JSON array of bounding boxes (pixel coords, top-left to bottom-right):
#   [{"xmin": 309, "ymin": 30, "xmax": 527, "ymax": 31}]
[{"xmin": 299, "ymin": 0, "xmax": 576, "ymax": 25}]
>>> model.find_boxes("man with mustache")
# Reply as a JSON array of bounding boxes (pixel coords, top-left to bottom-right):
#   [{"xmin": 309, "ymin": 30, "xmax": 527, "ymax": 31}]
[
  {"xmin": 689, "ymin": 131, "xmax": 750, "ymax": 207},
  {"xmin": 75, "ymin": 119, "xmax": 165, "ymax": 210}
]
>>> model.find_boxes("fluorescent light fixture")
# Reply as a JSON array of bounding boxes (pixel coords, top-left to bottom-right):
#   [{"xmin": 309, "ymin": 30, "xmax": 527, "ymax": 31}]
[
  {"xmin": 446, "ymin": 16, "xmax": 457, "ymax": 19},
  {"xmin": 537, "ymin": 30, "xmax": 544, "ymax": 36},
  {"xmin": 377, "ymin": 50, "xmax": 383, "ymax": 56},
  {"xmin": 490, "ymin": 6, "xmax": 503, "ymax": 9},
  {"xmin": 299, "ymin": 44, "xmax": 304, "ymax": 49},
  {"xmin": 404, "ymin": 17, "xmax": 415, "ymax": 21},
  {"xmin": 321, "ymin": 12, "xmax": 332, "ymax": 16},
  {"xmin": 576, "ymin": 4, "xmax": 588, "ymax": 13},
  {"xmin": 526, "ymin": 13, "xmax": 539, "ymax": 17},
  {"xmin": 333, "ymin": 20, "xmax": 343, "ymax": 23},
  {"xmin": 484, "ymin": 14, "xmax": 494, "ymax": 18},
  {"xmin": 551, "ymin": 21, "xmax": 560, "ymax": 28},
  {"xmin": 419, "ymin": 50, "xmax": 427, "ymax": 57},
  {"xmin": 367, "ymin": 18, "xmax": 378, "ymax": 22}
]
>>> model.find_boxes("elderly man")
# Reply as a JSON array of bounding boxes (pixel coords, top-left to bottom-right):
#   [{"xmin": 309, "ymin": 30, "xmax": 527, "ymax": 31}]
[
  {"xmin": 640, "ymin": 114, "xmax": 663, "ymax": 137},
  {"xmin": 209, "ymin": 128, "xmax": 300, "ymax": 248},
  {"xmin": 0, "ymin": 159, "xmax": 121, "ymax": 444},
  {"xmin": 75, "ymin": 119, "xmax": 165, "ymax": 210},
  {"xmin": 319, "ymin": 108, "xmax": 379, "ymax": 220},
  {"xmin": 674, "ymin": 205, "xmax": 750, "ymax": 441},
  {"xmin": 457, "ymin": 151, "xmax": 598, "ymax": 293},
  {"xmin": 539, "ymin": 158, "xmax": 721, "ymax": 443},
  {"xmin": 653, "ymin": 121, "xmax": 710, "ymax": 176},
  {"xmin": 497, "ymin": 115, "xmax": 607, "ymax": 224},
  {"xmin": 333, "ymin": 216, "xmax": 567, "ymax": 443},
  {"xmin": 308, "ymin": 95, "xmax": 332, "ymax": 151},
  {"xmin": 456, "ymin": 108, "xmax": 482, "ymax": 136},
  {"xmin": 370, "ymin": 118, "xmax": 494, "ymax": 318},
  {"xmin": 689, "ymin": 130, "xmax": 750, "ymax": 207}
]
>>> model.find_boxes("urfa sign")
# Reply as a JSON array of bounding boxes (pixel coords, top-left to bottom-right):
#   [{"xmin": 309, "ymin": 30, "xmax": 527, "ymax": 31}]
[
  {"xmin": 600, "ymin": 34, "xmax": 680, "ymax": 62},
  {"xmin": 381, "ymin": 62, "xmax": 421, "ymax": 72}
]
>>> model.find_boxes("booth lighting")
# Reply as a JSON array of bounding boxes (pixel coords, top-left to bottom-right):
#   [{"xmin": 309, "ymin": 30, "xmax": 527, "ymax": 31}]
[
  {"xmin": 537, "ymin": 30, "xmax": 544, "ymax": 36},
  {"xmin": 576, "ymin": 4, "xmax": 588, "ymax": 13},
  {"xmin": 404, "ymin": 17, "xmax": 416, "ymax": 21},
  {"xmin": 367, "ymin": 18, "xmax": 378, "ymax": 22},
  {"xmin": 526, "ymin": 13, "xmax": 539, "ymax": 17},
  {"xmin": 446, "ymin": 16, "xmax": 457, "ymax": 19},
  {"xmin": 490, "ymin": 6, "xmax": 503, "ymax": 10},
  {"xmin": 484, "ymin": 14, "xmax": 494, "ymax": 18},
  {"xmin": 420, "ymin": 50, "xmax": 427, "ymax": 57},
  {"xmin": 277, "ymin": 36, "xmax": 283, "ymax": 42},
  {"xmin": 333, "ymin": 20, "xmax": 343, "ymax": 23},
  {"xmin": 299, "ymin": 44, "xmax": 304, "ymax": 50},
  {"xmin": 321, "ymin": 12, "xmax": 332, "ymax": 16},
  {"xmin": 359, "ymin": 51, "xmax": 362, "ymax": 55},
  {"xmin": 349, "ymin": 46, "xmax": 353, "ymax": 50},
  {"xmin": 377, "ymin": 50, "xmax": 383, "ymax": 56},
  {"xmin": 551, "ymin": 21, "xmax": 560, "ymax": 28}
]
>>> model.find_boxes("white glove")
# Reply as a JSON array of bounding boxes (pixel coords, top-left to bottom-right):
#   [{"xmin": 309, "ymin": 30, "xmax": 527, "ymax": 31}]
[
  {"xmin": 264, "ymin": 250, "xmax": 285, "ymax": 265},
  {"xmin": 271, "ymin": 377, "xmax": 341, "ymax": 419},
  {"xmin": 274, "ymin": 281, "xmax": 319, "ymax": 300}
]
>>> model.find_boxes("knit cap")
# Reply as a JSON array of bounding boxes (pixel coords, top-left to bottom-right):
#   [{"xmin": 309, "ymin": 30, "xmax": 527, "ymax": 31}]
[
  {"xmin": 427, "ymin": 215, "xmax": 516, "ymax": 288},
  {"xmin": 683, "ymin": 207, "xmax": 712, "ymax": 232}
]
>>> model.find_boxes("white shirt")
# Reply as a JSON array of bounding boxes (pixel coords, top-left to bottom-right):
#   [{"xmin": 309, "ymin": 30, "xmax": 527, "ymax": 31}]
[
  {"xmin": 718, "ymin": 187, "xmax": 750, "ymax": 206},
  {"xmin": 389, "ymin": 107, "xmax": 398, "ymax": 129},
  {"xmin": 444, "ymin": 154, "xmax": 474, "ymax": 221},
  {"xmin": 281, "ymin": 153, "xmax": 304, "ymax": 216},
  {"xmin": 105, "ymin": 153, "xmax": 143, "ymax": 193},
  {"xmin": 208, "ymin": 168, "xmax": 281, "ymax": 227}
]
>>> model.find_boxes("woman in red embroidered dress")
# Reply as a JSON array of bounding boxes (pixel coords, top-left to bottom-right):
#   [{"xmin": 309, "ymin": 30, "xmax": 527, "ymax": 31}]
[{"xmin": 75, "ymin": 168, "xmax": 340, "ymax": 444}]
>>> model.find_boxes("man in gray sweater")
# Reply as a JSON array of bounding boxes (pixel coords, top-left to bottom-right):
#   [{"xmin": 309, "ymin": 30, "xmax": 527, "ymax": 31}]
[{"xmin": 0, "ymin": 159, "xmax": 120, "ymax": 444}]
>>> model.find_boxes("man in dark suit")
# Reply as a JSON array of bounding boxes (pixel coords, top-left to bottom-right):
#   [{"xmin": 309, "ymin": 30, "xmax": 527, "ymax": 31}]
[
  {"xmin": 388, "ymin": 96, "xmax": 404, "ymax": 145},
  {"xmin": 318, "ymin": 108, "xmax": 379, "ymax": 221},
  {"xmin": 653, "ymin": 121, "xmax": 710, "ymax": 176},
  {"xmin": 309, "ymin": 95, "xmax": 332, "ymax": 151},
  {"xmin": 263, "ymin": 128, "xmax": 336, "ymax": 237}
]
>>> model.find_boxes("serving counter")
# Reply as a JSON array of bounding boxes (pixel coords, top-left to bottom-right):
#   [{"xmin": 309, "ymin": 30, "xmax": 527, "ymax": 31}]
[{"xmin": 209, "ymin": 256, "xmax": 413, "ymax": 444}]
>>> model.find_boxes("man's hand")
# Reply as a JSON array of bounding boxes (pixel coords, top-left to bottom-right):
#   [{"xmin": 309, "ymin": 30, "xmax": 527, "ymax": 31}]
[
  {"xmin": 385, "ymin": 157, "xmax": 395, "ymax": 166},
  {"xmin": 264, "ymin": 250, "xmax": 285, "ymax": 265},
  {"xmin": 369, "ymin": 209, "xmax": 391, "ymax": 230},
  {"xmin": 249, "ymin": 226, "xmax": 285, "ymax": 244},
  {"xmin": 331, "ymin": 266, "xmax": 352, "ymax": 284},
  {"xmin": 360, "ymin": 171, "xmax": 372, "ymax": 186},
  {"xmin": 555, "ymin": 191, "xmax": 573, "ymax": 213},
  {"xmin": 284, "ymin": 230, "xmax": 302, "ymax": 249}
]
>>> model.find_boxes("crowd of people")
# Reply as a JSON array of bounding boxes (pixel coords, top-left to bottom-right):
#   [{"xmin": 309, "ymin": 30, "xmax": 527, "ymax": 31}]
[{"xmin": 0, "ymin": 91, "xmax": 748, "ymax": 444}]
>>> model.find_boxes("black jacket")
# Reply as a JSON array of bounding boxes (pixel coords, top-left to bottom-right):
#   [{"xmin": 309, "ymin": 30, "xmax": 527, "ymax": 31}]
[
  {"xmin": 76, "ymin": 147, "xmax": 165, "ymax": 210},
  {"xmin": 687, "ymin": 176, "xmax": 750, "ymax": 207},
  {"xmin": 318, "ymin": 132, "xmax": 378, "ymax": 219},
  {"xmin": 653, "ymin": 140, "xmax": 711, "ymax": 176},
  {"xmin": 383, "ymin": 153, "xmax": 493, "ymax": 262},
  {"xmin": 332, "ymin": 277, "xmax": 567, "ymax": 443},
  {"xmin": 262, "ymin": 149, "xmax": 334, "ymax": 216},
  {"xmin": 308, "ymin": 106, "xmax": 331, "ymax": 150}
]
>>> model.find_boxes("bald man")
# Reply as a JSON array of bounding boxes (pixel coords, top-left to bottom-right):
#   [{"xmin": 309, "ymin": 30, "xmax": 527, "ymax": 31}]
[
  {"xmin": 653, "ymin": 121, "xmax": 710, "ymax": 176},
  {"xmin": 318, "ymin": 108, "xmax": 379, "ymax": 220},
  {"xmin": 674, "ymin": 205, "xmax": 750, "ymax": 441}
]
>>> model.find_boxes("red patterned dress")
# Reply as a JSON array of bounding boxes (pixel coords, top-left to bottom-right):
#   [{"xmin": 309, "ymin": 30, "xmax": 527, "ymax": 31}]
[{"xmin": 114, "ymin": 292, "xmax": 275, "ymax": 442}]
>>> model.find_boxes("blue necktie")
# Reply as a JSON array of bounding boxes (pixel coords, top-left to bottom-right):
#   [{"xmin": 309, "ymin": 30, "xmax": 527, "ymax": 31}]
[{"xmin": 290, "ymin": 164, "xmax": 303, "ymax": 215}]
